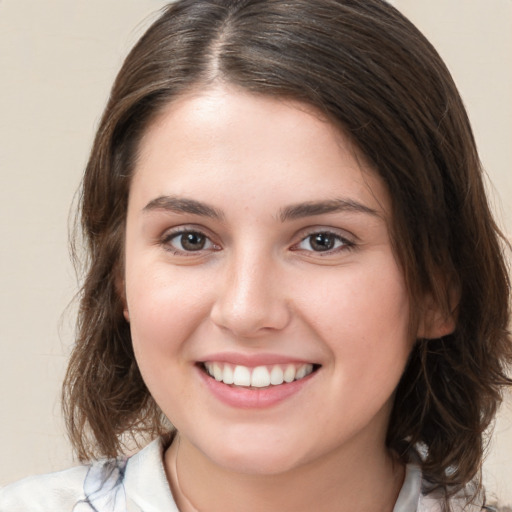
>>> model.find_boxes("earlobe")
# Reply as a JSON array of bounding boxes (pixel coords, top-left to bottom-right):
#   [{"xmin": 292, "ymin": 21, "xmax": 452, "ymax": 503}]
[
  {"xmin": 416, "ymin": 293, "xmax": 458, "ymax": 340},
  {"xmin": 417, "ymin": 309, "xmax": 456, "ymax": 339},
  {"xmin": 115, "ymin": 272, "xmax": 130, "ymax": 323}
]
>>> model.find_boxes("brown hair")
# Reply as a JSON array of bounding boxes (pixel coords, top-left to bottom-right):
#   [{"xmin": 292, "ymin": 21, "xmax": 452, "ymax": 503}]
[{"xmin": 63, "ymin": 0, "xmax": 512, "ymax": 503}]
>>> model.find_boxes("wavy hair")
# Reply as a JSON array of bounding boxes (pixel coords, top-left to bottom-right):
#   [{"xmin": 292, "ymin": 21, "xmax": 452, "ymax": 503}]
[{"xmin": 63, "ymin": 0, "xmax": 512, "ymax": 504}]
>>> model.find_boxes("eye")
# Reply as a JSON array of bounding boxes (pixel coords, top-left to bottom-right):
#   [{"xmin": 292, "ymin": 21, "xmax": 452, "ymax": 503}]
[
  {"xmin": 296, "ymin": 231, "xmax": 351, "ymax": 253},
  {"xmin": 164, "ymin": 230, "xmax": 216, "ymax": 253}
]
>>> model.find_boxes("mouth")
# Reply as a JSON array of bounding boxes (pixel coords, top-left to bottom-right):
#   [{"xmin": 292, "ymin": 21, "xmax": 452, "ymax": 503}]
[{"xmin": 200, "ymin": 361, "xmax": 320, "ymax": 389}]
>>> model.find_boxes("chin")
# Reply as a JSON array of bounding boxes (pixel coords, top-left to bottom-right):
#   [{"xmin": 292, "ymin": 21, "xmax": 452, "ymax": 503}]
[
  {"xmin": 215, "ymin": 448, "xmax": 304, "ymax": 476},
  {"xmin": 196, "ymin": 427, "xmax": 312, "ymax": 476}
]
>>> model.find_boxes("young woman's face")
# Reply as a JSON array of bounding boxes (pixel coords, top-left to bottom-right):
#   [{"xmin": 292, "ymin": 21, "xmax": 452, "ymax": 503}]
[{"xmin": 124, "ymin": 85, "xmax": 413, "ymax": 475}]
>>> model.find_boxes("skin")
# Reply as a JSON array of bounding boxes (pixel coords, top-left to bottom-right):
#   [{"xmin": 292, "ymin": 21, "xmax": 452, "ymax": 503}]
[{"xmin": 123, "ymin": 85, "xmax": 437, "ymax": 511}]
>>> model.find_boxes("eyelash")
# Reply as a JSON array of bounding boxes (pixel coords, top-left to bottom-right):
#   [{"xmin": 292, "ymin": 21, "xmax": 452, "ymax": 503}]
[
  {"xmin": 160, "ymin": 228, "xmax": 355, "ymax": 256},
  {"xmin": 160, "ymin": 229, "xmax": 219, "ymax": 255},
  {"xmin": 291, "ymin": 230, "xmax": 355, "ymax": 255}
]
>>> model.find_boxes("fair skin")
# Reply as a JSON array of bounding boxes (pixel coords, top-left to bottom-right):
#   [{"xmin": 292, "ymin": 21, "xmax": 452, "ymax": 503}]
[{"xmin": 123, "ymin": 85, "xmax": 439, "ymax": 512}]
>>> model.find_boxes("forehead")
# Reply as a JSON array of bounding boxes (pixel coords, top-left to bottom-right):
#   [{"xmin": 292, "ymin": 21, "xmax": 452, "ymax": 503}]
[{"xmin": 131, "ymin": 85, "xmax": 391, "ymax": 219}]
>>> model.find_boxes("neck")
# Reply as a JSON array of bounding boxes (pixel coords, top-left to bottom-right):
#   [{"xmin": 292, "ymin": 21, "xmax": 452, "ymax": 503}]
[{"xmin": 165, "ymin": 433, "xmax": 405, "ymax": 512}]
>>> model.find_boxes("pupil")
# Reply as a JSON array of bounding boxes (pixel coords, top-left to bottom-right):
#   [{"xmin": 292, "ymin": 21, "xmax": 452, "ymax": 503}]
[
  {"xmin": 311, "ymin": 233, "xmax": 334, "ymax": 251},
  {"xmin": 182, "ymin": 232, "xmax": 205, "ymax": 251}
]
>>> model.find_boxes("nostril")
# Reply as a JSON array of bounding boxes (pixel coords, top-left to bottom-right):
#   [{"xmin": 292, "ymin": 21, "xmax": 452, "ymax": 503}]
[{"xmin": 210, "ymin": 299, "xmax": 291, "ymax": 338}]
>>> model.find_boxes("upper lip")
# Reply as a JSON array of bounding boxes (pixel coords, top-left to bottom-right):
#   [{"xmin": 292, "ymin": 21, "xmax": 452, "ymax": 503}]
[{"xmin": 198, "ymin": 352, "xmax": 319, "ymax": 368}]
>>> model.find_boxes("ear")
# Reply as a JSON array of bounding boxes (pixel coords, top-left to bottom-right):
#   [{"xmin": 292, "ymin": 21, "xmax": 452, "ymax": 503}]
[
  {"xmin": 115, "ymin": 273, "xmax": 130, "ymax": 323},
  {"xmin": 416, "ymin": 290, "xmax": 458, "ymax": 340},
  {"xmin": 416, "ymin": 303, "xmax": 455, "ymax": 339},
  {"xmin": 123, "ymin": 303, "xmax": 130, "ymax": 323}
]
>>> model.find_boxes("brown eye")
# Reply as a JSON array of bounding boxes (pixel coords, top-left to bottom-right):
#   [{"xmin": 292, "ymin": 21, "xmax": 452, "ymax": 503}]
[
  {"xmin": 296, "ymin": 231, "xmax": 351, "ymax": 253},
  {"xmin": 180, "ymin": 232, "xmax": 206, "ymax": 251},
  {"xmin": 309, "ymin": 233, "xmax": 336, "ymax": 251},
  {"xmin": 166, "ymin": 231, "xmax": 213, "ymax": 252}
]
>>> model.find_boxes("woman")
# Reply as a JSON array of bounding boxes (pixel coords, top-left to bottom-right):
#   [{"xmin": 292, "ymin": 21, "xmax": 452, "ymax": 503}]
[{"xmin": 1, "ymin": 1, "xmax": 510, "ymax": 510}]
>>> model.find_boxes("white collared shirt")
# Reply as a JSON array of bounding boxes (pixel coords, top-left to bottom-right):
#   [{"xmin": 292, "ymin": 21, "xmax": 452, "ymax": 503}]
[{"xmin": 0, "ymin": 438, "xmax": 485, "ymax": 511}]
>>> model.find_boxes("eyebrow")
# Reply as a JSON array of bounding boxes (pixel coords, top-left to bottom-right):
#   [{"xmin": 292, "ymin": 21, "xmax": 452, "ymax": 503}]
[
  {"xmin": 143, "ymin": 196, "xmax": 225, "ymax": 220},
  {"xmin": 143, "ymin": 195, "xmax": 379, "ymax": 222},
  {"xmin": 278, "ymin": 198, "xmax": 379, "ymax": 222}
]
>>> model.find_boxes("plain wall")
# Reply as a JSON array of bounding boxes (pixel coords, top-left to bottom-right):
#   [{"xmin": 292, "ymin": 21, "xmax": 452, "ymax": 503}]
[{"xmin": 1, "ymin": 0, "xmax": 510, "ymax": 504}]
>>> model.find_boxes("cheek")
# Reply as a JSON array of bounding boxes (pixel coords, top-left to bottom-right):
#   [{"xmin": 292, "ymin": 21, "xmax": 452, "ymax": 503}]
[
  {"xmin": 300, "ymin": 260, "xmax": 410, "ymax": 340},
  {"xmin": 299, "ymin": 258, "xmax": 412, "ymax": 390},
  {"xmin": 347, "ymin": 274, "xmax": 412, "ymax": 401},
  {"xmin": 125, "ymin": 265, "xmax": 212, "ymax": 371},
  {"xmin": 125, "ymin": 274, "xmax": 206, "ymax": 419}
]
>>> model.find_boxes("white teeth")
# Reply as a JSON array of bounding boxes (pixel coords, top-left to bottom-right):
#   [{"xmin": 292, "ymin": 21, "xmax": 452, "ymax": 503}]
[
  {"xmin": 283, "ymin": 364, "xmax": 296, "ymax": 383},
  {"xmin": 204, "ymin": 362, "xmax": 315, "ymax": 388},
  {"xmin": 213, "ymin": 363, "xmax": 223, "ymax": 381},
  {"xmin": 233, "ymin": 365, "xmax": 251, "ymax": 386},
  {"xmin": 251, "ymin": 366, "xmax": 271, "ymax": 388},
  {"xmin": 295, "ymin": 365, "xmax": 307, "ymax": 380},
  {"xmin": 270, "ymin": 365, "xmax": 284, "ymax": 385},
  {"xmin": 296, "ymin": 364, "xmax": 312, "ymax": 380},
  {"xmin": 222, "ymin": 364, "xmax": 234, "ymax": 384}
]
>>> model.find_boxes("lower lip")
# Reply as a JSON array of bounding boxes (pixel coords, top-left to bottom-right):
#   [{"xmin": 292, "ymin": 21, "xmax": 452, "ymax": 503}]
[{"xmin": 198, "ymin": 367, "xmax": 316, "ymax": 409}]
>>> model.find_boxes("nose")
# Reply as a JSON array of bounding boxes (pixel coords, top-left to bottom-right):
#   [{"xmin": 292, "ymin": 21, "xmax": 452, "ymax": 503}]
[{"xmin": 210, "ymin": 251, "xmax": 291, "ymax": 338}]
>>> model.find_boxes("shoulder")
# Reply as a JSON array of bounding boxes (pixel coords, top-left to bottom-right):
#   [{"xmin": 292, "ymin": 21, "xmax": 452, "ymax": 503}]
[
  {"xmin": 0, "ymin": 456, "xmax": 128, "ymax": 512},
  {"xmin": 398, "ymin": 447, "xmax": 492, "ymax": 512},
  {"xmin": 0, "ymin": 438, "xmax": 175, "ymax": 512},
  {"xmin": 419, "ymin": 492, "xmax": 483, "ymax": 512},
  {"xmin": 0, "ymin": 465, "xmax": 89, "ymax": 511},
  {"xmin": 395, "ymin": 457, "xmax": 489, "ymax": 512},
  {"xmin": 418, "ymin": 478, "xmax": 491, "ymax": 512}
]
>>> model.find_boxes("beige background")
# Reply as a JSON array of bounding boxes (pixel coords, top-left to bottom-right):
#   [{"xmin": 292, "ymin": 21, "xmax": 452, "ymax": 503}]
[{"xmin": 1, "ymin": 0, "xmax": 510, "ymax": 505}]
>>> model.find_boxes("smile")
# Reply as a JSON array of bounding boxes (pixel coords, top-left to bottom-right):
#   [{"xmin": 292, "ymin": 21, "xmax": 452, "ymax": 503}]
[{"xmin": 202, "ymin": 362, "xmax": 316, "ymax": 388}]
